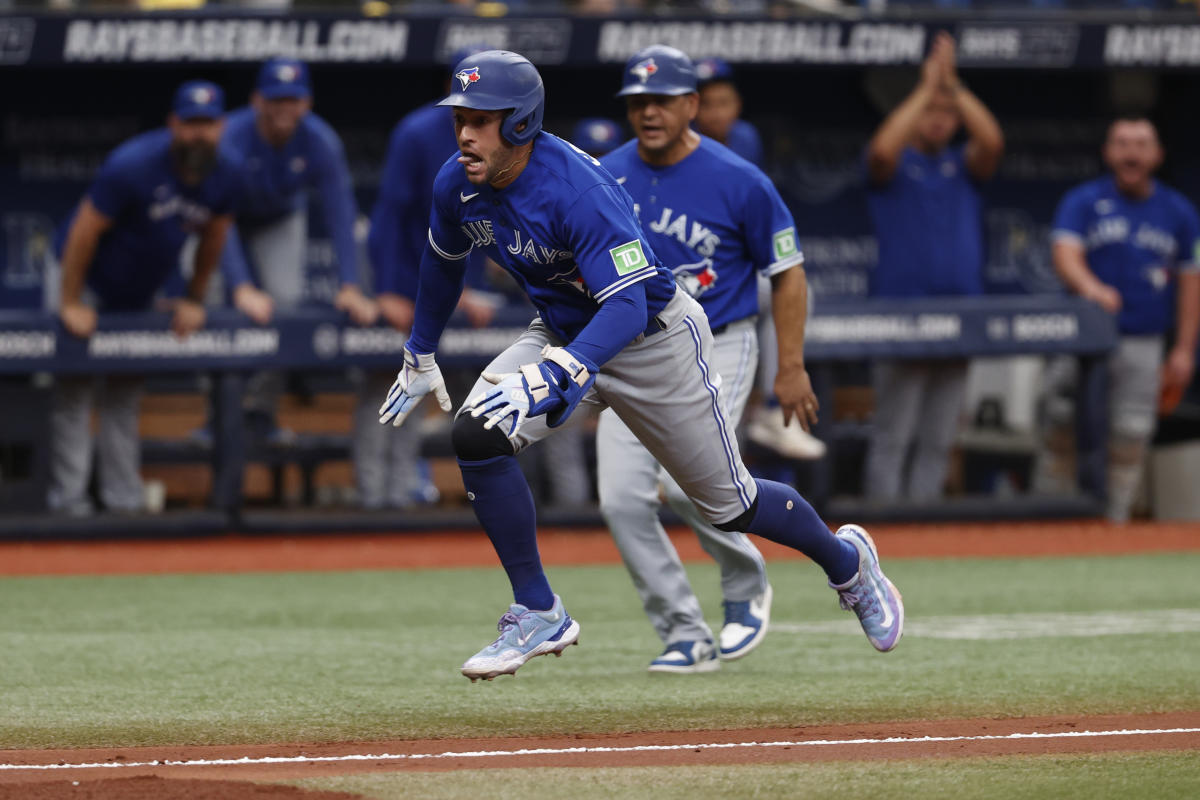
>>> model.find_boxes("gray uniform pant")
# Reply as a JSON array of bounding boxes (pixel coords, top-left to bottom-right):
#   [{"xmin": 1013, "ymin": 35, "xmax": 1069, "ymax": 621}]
[
  {"xmin": 462, "ymin": 289, "xmax": 757, "ymax": 527},
  {"xmin": 354, "ymin": 369, "xmax": 427, "ymax": 508},
  {"xmin": 1034, "ymin": 336, "xmax": 1163, "ymax": 522},
  {"xmin": 866, "ymin": 359, "xmax": 969, "ymax": 502},
  {"xmin": 596, "ymin": 317, "xmax": 767, "ymax": 645},
  {"xmin": 236, "ymin": 212, "xmax": 307, "ymax": 415},
  {"xmin": 42, "ymin": 278, "xmax": 144, "ymax": 514}
]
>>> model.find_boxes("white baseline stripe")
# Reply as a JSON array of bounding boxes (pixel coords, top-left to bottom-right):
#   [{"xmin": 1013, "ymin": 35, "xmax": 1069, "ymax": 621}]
[
  {"xmin": 3, "ymin": 728, "xmax": 1197, "ymax": 772},
  {"xmin": 774, "ymin": 609, "xmax": 1200, "ymax": 641}
]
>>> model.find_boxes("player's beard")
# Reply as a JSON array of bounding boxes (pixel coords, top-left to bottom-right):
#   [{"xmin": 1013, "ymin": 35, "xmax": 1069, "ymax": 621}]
[{"xmin": 170, "ymin": 141, "xmax": 219, "ymax": 183}]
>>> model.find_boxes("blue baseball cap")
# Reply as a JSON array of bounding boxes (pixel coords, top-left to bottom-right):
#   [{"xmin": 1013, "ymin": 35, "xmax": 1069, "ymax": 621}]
[
  {"xmin": 172, "ymin": 80, "xmax": 225, "ymax": 120},
  {"xmin": 617, "ymin": 45, "xmax": 697, "ymax": 98},
  {"xmin": 695, "ymin": 57, "xmax": 735, "ymax": 85},
  {"xmin": 572, "ymin": 118, "xmax": 622, "ymax": 157},
  {"xmin": 256, "ymin": 58, "xmax": 311, "ymax": 100}
]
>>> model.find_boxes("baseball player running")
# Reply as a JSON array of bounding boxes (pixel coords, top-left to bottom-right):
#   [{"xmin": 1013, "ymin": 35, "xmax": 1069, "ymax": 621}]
[
  {"xmin": 378, "ymin": 50, "xmax": 904, "ymax": 681},
  {"xmin": 596, "ymin": 45, "xmax": 805, "ymax": 672}
]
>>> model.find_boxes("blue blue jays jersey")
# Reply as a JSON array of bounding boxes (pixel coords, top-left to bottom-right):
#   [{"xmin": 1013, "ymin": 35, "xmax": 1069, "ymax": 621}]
[
  {"xmin": 726, "ymin": 120, "xmax": 764, "ymax": 168},
  {"xmin": 427, "ymin": 132, "xmax": 677, "ymax": 343},
  {"xmin": 866, "ymin": 145, "xmax": 984, "ymax": 298},
  {"xmin": 601, "ymin": 136, "xmax": 803, "ymax": 330},
  {"xmin": 690, "ymin": 120, "xmax": 763, "ymax": 167},
  {"xmin": 1053, "ymin": 176, "xmax": 1200, "ymax": 335},
  {"xmin": 221, "ymin": 107, "xmax": 359, "ymax": 285},
  {"xmin": 57, "ymin": 128, "xmax": 241, "ymax": 310}
]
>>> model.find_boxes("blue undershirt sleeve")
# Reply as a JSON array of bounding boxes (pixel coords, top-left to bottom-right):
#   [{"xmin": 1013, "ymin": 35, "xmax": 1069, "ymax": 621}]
[
  {"xmin": 406, "ymin": 241, "xmax": 468, "ymax": 355},
  {"xmin": 567, "ymin": 281, "xmax": 647, "ymax": 367}
]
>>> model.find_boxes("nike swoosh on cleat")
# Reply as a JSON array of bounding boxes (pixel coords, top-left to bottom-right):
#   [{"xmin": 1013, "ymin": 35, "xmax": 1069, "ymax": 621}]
[
  {"xmin": 874, "ymin": 579, "xmax": 895, "ymax": 628},
  {"xmin": 460, "ymin": 192, "xmax": 480, "ymax": 203}
]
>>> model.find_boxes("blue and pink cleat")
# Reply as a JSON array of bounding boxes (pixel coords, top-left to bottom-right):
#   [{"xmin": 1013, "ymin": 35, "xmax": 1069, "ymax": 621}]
[{"xmin": 830, "ymin": 524, "xmax": 905, "ymax": 652}]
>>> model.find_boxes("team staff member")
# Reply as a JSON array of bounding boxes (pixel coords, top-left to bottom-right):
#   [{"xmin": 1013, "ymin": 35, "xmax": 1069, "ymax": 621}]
[
  {"xmin": 598, "ymin": 46, "xmax": 800, "ymax": 673},
  {"xmin": 378, "ymin": 50, "xmax": 903, "ymax": 681},
  {"xmin": 1049, "ymin": 117, "xmax": 1200, "ymax": 522},
  {"xmin": 356, "ymin": 51, "xmax": 496, "ymax": 509},
  {"xmin": 693, "ymin": 57, "xmax": 763, "ymax": 167},
  {"xmin": 863, "ymin": 32, "xmax": 1004, "ymax": 502},
  {"xmin": 220, "ymin": 58, "xmax": 377, "ymax": 437},
  {"xmin": 49, "ymin": 81, "xmax": 238, "ymax": 515}
]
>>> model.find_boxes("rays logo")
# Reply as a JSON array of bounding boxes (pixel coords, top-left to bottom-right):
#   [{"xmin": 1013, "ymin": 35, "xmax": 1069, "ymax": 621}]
[
  {"xmin": 456, "ymin": 66, "xmax": 482, "ymax": 91},
  {"xmin": 631, "ymin": 58, "xmax": 657, "ymax": 83}
]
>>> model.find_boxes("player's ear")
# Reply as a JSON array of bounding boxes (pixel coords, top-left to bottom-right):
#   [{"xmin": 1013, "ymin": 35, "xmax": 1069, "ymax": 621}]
[{"xmin": 685, "ymin": 92, "xmax": 700, "ymax": 121}]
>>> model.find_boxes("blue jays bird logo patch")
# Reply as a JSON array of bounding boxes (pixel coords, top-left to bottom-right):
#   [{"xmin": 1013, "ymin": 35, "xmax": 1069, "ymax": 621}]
[
  {"xmin": 456, "ymin": 67, "xmax": 481, "ymax": 91},
  {"xmin": 631, "ymin": 58, "xmax": 657, "ymax": 83}
]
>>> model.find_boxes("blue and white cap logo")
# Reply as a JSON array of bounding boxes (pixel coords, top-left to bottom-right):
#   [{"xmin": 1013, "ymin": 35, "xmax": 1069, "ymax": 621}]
[
  {"xmin": 191, "ymin": 87, "xmax": 214, "ymax": 104},
  {"xmin": 276, "ymin": 64, "xmax": 298, "ymax": 83},
  {"xmin": 631, "ymin": 58, "xmax": 658, "ymax": 84},
  {"xmin": 456, "ymin": 66, "xmax": 481, "ymax": 91}
]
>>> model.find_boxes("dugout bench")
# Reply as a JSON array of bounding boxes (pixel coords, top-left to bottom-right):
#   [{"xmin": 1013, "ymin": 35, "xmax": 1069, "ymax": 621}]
[{"xmin": 0, "ymin": 295, "xmax": 1116, "ymax": 535}]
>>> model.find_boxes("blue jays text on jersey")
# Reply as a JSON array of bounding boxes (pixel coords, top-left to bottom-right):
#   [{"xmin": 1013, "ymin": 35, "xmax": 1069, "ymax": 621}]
[
  {"xmin": 600, "ymin": 135, "xmax": 803, "ymax": 330},
  {"xmin": 421, "ymin": 132, "xmax": 678, "ymax": 347},
  {"xmin": 1053, "ymin": 175, "xmax": 1200, "ymax": 335},
  {"xmin": 56, "ymin": 128, "xmax": 241, "ymax": 310},
  {"xmin": 219, "ymin": 106, "xmax": 359, "ymax": 287}
]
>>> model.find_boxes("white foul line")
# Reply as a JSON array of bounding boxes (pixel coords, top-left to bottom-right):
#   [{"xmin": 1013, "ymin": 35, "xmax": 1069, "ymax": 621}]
[{"xmin": 2, "ymin": 727, "xmax": 1198, "ymax": 772}]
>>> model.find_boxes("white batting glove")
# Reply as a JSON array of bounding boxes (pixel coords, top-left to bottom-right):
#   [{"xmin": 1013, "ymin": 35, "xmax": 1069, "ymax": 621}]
[
  {"xmin": 378, "ymin": 345, "xmax": 453, "ymax": 428},
  {"xmin": 466, "ymin": 371, "xmax": 533, "ymax": 441}
]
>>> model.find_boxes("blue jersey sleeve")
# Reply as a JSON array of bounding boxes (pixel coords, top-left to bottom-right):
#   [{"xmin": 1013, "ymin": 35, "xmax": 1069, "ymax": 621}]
[
  {"xmin": 560, "ymin": 183, "xmax": 658, "ymax": 304},
  {"xmin": 87, "ymin": 152, "xmax": 137, "ymax": 220},
  {"xmin": 743, "ymin": 173, "xmax": 804, "ymax": 278},
  {"xmin": 426, "ymin": 161, "xmax": 474, "ymax": 261},
  {"xmin": 309, "ymin": 120, "xmax": 361, "ymax": 287},
  {"xmin": 1052, "ymin": 187, "xmax": 1090, "ymax": 247},
  {"xmin": 1175, "ymin": 195, "xmax": 1200, "ymax": 273}
]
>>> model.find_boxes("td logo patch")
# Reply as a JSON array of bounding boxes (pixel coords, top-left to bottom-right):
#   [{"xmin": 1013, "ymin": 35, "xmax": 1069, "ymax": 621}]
[
  {"xmin": 773, "ymin": 227, "xmax": 799, "ymax": 261},
  {"xmin": 610, "ymin": 240, "xmax": 649, "ymax": 276}
]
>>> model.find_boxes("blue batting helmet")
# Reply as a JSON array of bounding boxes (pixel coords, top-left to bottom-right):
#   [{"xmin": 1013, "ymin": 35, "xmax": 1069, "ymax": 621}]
[
  {"xmin": 616, "ymin": 45, "xmax": 697, "ymax": 98},
  {"xmin": 572, "ymin": 118, "xmax": 622, "ymax": 157},
  {"xmin": 438, "ymin": 50, "xmax": 545, "ymax": 146}
]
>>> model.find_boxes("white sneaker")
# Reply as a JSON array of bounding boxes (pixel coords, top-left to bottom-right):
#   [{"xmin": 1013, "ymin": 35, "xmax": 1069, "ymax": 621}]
[{"xmin": 747, "ymin": 406, "xmax": 827, "ymax": 460}]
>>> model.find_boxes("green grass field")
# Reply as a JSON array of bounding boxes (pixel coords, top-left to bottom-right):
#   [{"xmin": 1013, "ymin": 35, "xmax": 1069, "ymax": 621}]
[{"xmin": 3, "ymin": 551, "xmax": 1199, "ymax": 797}]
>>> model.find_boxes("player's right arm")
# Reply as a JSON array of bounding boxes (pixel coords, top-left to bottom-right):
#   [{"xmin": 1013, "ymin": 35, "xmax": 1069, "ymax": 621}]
[
  {"xmin": 1051, "ymin": 187, "xmax": 1121, "ymax": 314},
  {"xmin": 378, "ymin": 159, "xmax": 470, "ymax": 428},
  {"xmin": 57, "ymin": 198, "xmax": 113, "ymax": 338}
]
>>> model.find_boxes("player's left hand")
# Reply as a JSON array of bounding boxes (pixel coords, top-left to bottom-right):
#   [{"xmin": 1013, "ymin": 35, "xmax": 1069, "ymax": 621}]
[
  {"xmin": 170, "ymin": 298, "xmax": 206, "ymax": 338},
  {"xmin": 467, "ymin": 346, "xmax": 596, "ymax": 439},
  {"xmin": 775, "ymin": 364, "xmax": 819, "ymax": 432},
  {"xmin": 335, "ymin": 285, "xmax": 380, "ymax": 327},
  {"xmin": 1160, "ymin": 347, "xmax": 1195, "ymax": 414}
]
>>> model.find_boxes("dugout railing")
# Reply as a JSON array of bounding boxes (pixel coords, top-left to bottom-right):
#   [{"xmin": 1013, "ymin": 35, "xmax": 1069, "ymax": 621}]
[{"xmin": 0, "ymin": 295, "xmax": 1116, "ymax": 537}]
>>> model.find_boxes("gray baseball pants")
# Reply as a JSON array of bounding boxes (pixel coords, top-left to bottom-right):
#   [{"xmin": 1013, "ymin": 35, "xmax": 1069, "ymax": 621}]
[
  {"xmin": 460, "ymin": 290, "xmax": 758, "ymax": 533},
  {"xmin": 596, "ymin": 317, "xmax": 768, "ymax": 645},
  {"xmin": 866, "ymin": 359, "xmax": 969, "ymax": 502}
]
